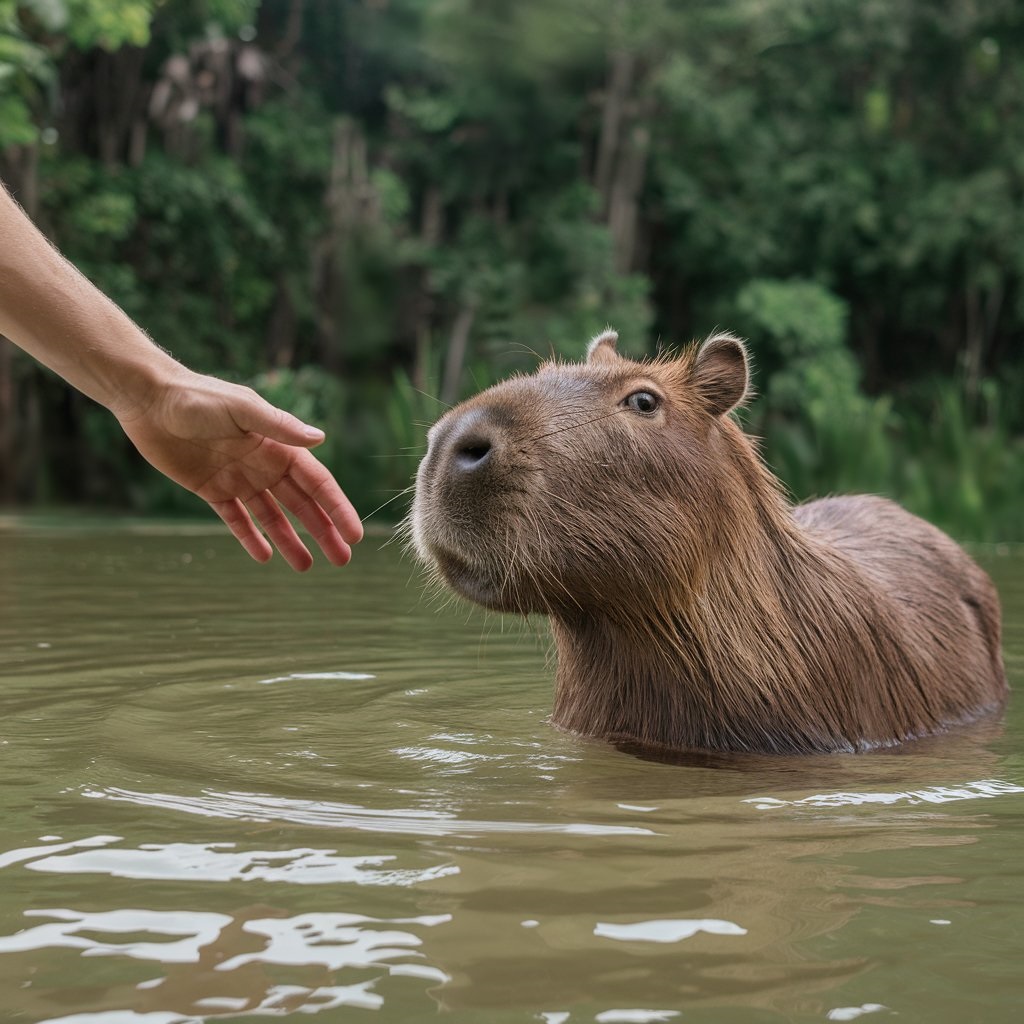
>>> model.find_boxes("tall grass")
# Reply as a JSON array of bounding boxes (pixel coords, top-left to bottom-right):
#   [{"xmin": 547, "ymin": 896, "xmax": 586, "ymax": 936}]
[
  {"xmin": 759, "ymin": 377, "xmax": 1024, "ymax": 543},
  {"xmin": 897, "ymin": 379, "xmax": 1024, "ymax": 542}
]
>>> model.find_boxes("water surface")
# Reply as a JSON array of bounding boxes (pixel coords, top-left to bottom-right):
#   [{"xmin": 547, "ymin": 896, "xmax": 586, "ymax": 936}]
[{"xmin": 1, "ymin": 525, "xmax": 1023, "ymax": 1023}]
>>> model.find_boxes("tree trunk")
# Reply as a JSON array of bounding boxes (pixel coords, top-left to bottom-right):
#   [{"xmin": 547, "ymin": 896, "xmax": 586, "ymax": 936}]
[
  {"xmin": 963, "ymin": 277, "xmax": 1005, "ymax": 411},
  {"xmin": 23, "ymin": 371, "xmax": 42, "ymax": 504},
  {"xmin": 607, "ymin": 121, "xmax": 649, "ymax": 273},
  {"xmin": 0, "ymin": 338, "xmax": 14, "ymax": 503},
  {"xmin": 313, "ymin": 119, "xmax": 362, "ymax": 369},
  {"xmin": 267, "ymin": 273, "xmax": 297, "ymax": 369},
  {"xmin": 412, "ymin": 322, "xmax": 431, "ymax": 394},
  {"xmin": 441, "ymin": 303, "xmax": 477, "ymax": 407},
  {"xmin": 411, "ymin": 184, "xmax": 443, "ymax": 393},
  {"xmin": 593, "ymin": 47, "xmax": 635, "ymax": 216},
  {"xmin": 95, "ymin": 47, "xmax": 148, "ymax": 168},
  {"xmin": 277, "ymin": 0, "xmax": 306, "ymax": 59}
]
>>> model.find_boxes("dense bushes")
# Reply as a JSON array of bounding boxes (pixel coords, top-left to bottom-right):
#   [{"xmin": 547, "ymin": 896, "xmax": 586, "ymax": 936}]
[{"xmin": 1, "ymin": 0, "xmax": 1022, "ymax": 537}]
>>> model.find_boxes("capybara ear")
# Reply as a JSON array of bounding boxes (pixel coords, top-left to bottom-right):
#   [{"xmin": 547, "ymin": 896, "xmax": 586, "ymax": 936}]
[
  {"xmin": 692, "ymin": 332, "xmax": 750, "ymax": 416},
  {"xmin": 587, "ymin": 328, "xmax": 621, "ymax": 365}
]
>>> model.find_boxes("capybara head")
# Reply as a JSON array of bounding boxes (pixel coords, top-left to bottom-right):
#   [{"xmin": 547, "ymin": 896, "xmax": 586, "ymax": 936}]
[{"xmin": 412, "ymin": 330, "xmax": 753, "ymax": 621}]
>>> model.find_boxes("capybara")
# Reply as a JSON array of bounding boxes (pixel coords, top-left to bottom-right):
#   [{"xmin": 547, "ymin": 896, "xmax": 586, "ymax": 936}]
[{"xmin": 411, "ymin": 330, "xmax": 1008, "ymax": 754}]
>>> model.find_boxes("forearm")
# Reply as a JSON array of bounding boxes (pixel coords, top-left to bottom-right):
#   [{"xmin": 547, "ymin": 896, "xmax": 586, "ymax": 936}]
[{"xmin": 0, "ymin": 181, "xmax": 179, "ymax": 418}]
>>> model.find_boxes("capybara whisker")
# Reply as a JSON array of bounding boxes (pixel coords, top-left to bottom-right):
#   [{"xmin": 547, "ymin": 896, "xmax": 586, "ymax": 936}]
[
  {"xmin": 534, "ymin": 488, "xmax": 590, "ymax": 517},
  {"xmin": 411, "ymin": 329, "xmax": 1007, "ymax": 755},
  {"xmin": 526, "ymin": 408, "xmax": 629, "ymax": 444},
  {"xmin": 362, "ymin": 485, "xmax": 416, "ymax": 524}
]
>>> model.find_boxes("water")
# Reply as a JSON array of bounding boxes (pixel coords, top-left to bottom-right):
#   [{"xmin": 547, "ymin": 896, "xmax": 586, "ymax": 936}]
[{"xmin": 1, "ymin": 524, "xmax": 1023, "ymax": 1024}]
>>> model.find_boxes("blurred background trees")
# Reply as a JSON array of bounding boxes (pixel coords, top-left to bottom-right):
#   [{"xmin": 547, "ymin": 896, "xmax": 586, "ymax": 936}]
[{"xmin": 1, "ymin": 0, "xmax": 1022, "ymax": 538}]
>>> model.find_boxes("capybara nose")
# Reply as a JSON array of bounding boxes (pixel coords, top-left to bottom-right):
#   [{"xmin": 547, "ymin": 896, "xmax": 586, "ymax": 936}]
[
  {"xmin": 444, "ymin": 409, "xmax": 499, "ymax": 476},
  {"xmin": 454, "ymin": 435, "xmax": 492, "ymax": 471}
]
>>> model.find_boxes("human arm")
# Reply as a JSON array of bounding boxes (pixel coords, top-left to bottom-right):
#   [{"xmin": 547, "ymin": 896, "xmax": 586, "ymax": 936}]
[{"xmin": 0, "ymin": 181, "xmax": 362, "ymax": 569}]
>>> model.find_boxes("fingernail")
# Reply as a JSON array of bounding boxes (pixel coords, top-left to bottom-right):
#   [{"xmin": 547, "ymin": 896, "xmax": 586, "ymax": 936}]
[{"xmin": 303, "ymin": 425, "xmax": 325, "ymax": 440}]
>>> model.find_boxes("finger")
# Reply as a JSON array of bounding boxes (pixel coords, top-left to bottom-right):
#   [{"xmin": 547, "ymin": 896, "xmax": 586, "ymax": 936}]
[
  {"xmin": 272, "ymin": 475, "xmax": 353, "ymax": 566},
  {"xmin": 210, "ymin": 498, "xmax": 274, "ymax": 563},
  {"xmin": 289, "ymin": 451, "xmax": 364, "ymax": 545},
  {"xmin": 245, "ymin": 491, "xmax": 314, "ymax": 572},
  {"xmin": 233, "ymin": 391, "xmax": 326, "ymax": 448}
]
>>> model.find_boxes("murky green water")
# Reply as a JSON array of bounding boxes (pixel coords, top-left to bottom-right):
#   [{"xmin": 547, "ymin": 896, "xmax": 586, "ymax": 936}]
[{"xmin": 1, "ymin": 525, "xmax": 1023, "ymax": 1024}]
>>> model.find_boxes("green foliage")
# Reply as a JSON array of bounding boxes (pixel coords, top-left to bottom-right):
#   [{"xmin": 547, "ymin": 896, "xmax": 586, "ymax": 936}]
[
  {"xmin": 896, "ymin": 379, "xmax": 1024, "ymax": 543},
  {"xmin": 2, "ymin": 0, "xmax": 1023, "ymax": 541},
  {"xmin": 734, "ymin": 278, "xmax": 851, "ymax": 391},
  {"xmin": 39, "ymin": 152, "xmax": 281, "ymax": 374},
  {"xmin": 62, "ymin": 0, "xmax": 155, "ymax": 49},
  {"xmin": 734, "ymin": 278, "xmax": 894, "ymax": 498},
  {"xmin": 0, "ymin": 1, "xmax": 53, "ymax": 146},
  {"xmin": 732, "ymin": 282, "xmax": 1024, "ymax": 541},
  {"xmin": 0, "ymin": 91, "xmax": 37, "ymax": 145}
]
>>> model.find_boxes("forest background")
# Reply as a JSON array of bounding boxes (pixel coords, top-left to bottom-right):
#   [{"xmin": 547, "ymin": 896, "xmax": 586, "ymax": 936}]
[{"xmin": 1, "ymin": 0, "xmax": 1022, "ymax": 541}]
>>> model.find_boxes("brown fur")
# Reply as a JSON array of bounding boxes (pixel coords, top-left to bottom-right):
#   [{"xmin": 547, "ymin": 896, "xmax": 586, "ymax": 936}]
[{"xmin": 411, "ymin": 331, "xmax": 1008, "ymax": 754}]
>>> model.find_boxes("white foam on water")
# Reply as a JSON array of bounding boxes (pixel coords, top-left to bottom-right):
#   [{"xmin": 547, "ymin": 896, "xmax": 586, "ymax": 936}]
[
  {"xmin": 1, "ymin": 907, "xmax": 451, "ymax": 985},
  {"xmin": 826, "ymin": 1003, "xmax": 890, "ymax": 1021},
  {"xmin": 22, "ymin": 840, "xmax": 458, "ymax": 887},
  {"xmin": 257, "ymin": 671, "xmax": 376, "ymax": 685},
  {"xmin": 39, "ymin": 1014, "xmax": 188, "ymax": 1024},
  {"xmin": 594, "ymin": 1012, "xmax": 681, "ymax": 1023},
  {"xmin": 595, "ymin": 919, "xmax": 747, "ymax": 943},
  {"xmin": 746, "ymin": 778, "xmax": 1024, "ymax": 810}
]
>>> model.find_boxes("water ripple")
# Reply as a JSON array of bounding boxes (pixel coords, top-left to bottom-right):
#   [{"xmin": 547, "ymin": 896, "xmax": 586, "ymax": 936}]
[
  {"xmin": 38, "ymin": 981, "xmax": 385, "ymax": 1021},
  {"xmin": 594, "ymin": 1012, "xmax": 681, "ymax": 1023},
  {"xmin": 17, "ymin": 838, "xmax": 457, "ymax": 886},
  {"xmin": 256, "ymin": 671, "xmax": 376, "ymax": 686},
  {"xmin": 79, "ymin": 786, "xmax": 658, "ymax": 837},
  {"xmin": 745, "ymin": 778, "xmax": 1024, "ymax": 810}
]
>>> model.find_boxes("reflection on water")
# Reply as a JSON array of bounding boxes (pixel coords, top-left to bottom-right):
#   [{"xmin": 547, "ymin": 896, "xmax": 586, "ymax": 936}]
[
  {"xmin": 22, "ymin": 837, "xmax": 459, "ymax": 886},
  {"xmin": 77, "ymin": 786, "xmax": 657, "ymax": 837},
  {"xmin": 257, "ymin": 671, "xmax": 377, "ymax": 686},
  {"xmin": 0, "ymin": 528, "xmax": 1023, "ymax": 1022},
  {"xmin": 745, "ymin": 778, "xmax": 1024, "ymax": 809},
  {"xmin": 594, "ymin": 920, "xmax": 748, "ymax": 942},
  {"xmin": 1, "ymin": 904, "xmax": 451, "ymax": 974},
  {"xmin": 825, "ymin": 1006, "xmax": 889, "ymax": 1022},
  {"xmin": 7, "ymin": 902, "xmax": 445, "ymax": 1019}
]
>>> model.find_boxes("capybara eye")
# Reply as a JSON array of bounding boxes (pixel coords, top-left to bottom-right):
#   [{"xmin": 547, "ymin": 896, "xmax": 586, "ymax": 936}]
[{"xmin": 626, "ymin": 391, "xmax": 660, "ymax": 415}]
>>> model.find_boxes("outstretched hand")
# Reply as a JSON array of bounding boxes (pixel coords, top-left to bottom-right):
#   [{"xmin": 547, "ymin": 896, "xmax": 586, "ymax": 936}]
[{"xmin": 117, "ymin": 367, "xmax": 363, "ymax": 571}]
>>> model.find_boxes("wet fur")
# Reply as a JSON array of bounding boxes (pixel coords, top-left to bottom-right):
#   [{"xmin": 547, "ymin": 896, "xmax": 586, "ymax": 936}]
[{"xmin": 412, "ymin": 332, "xmax": 1007, "ymax": 754}]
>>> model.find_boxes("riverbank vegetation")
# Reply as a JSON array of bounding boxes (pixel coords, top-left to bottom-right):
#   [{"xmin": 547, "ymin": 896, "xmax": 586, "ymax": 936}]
[{"xmin": 2, "ymin": 0, "xmax": 1022, "ymax": 540}]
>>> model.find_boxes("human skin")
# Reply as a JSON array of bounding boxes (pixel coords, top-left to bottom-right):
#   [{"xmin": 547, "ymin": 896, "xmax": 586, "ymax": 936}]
[{"xmin": 0, "ymin": 182, "xmax": 362, "ymax": 570}]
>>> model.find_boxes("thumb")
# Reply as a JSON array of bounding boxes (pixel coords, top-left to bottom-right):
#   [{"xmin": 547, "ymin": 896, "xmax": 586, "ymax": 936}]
[{"xmin": 235, "ymin": 391, "xmax": 326, "ymax": 448}]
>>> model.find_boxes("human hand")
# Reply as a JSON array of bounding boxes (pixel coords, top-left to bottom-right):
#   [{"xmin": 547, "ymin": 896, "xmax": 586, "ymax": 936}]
[{"xmin": 117, "ymin": 367, "xmax": 363, "ymax": 570}]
